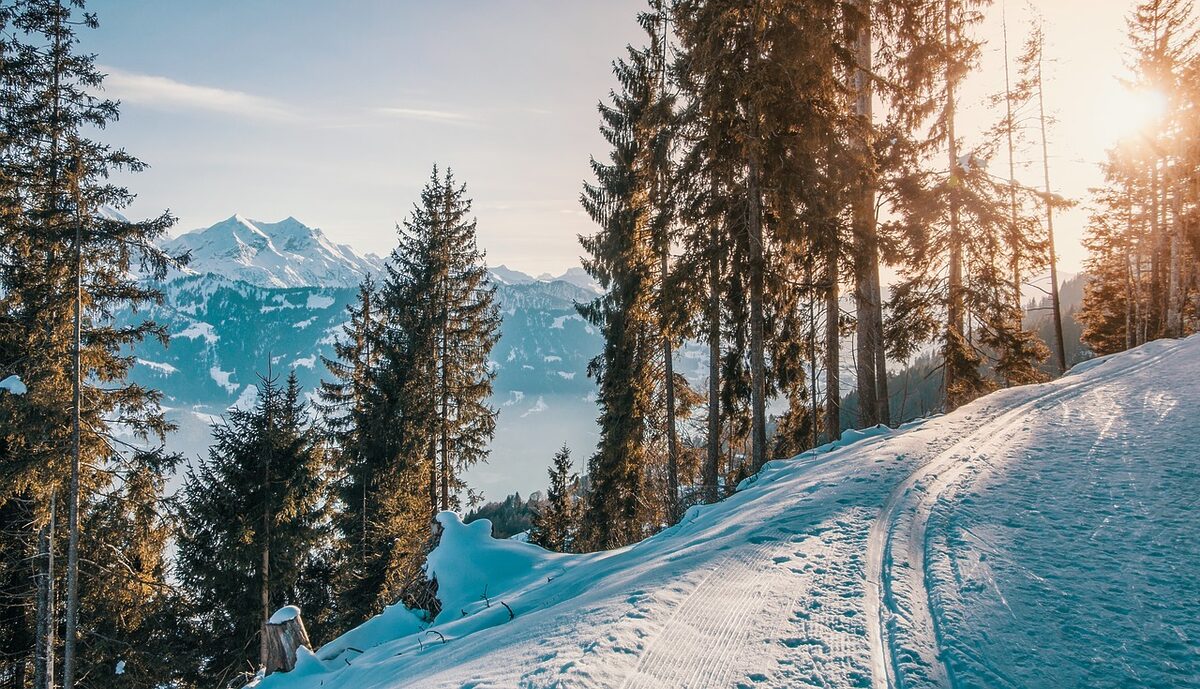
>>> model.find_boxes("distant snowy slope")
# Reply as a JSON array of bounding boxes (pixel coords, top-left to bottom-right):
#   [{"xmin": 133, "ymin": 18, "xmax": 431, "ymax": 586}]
[
  {"xmin": 161, "ymin": 215, "xmax": 384, "ymax": 288},
  {"xmin": 253, "ymin": 335, "xmax": 1200, "ymax": 689}
]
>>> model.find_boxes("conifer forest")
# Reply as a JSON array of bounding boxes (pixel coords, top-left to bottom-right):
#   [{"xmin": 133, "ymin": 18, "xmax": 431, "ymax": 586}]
[{"xmin": 0, "ymin": 1, "xmax": 1198, "ymax": 688}]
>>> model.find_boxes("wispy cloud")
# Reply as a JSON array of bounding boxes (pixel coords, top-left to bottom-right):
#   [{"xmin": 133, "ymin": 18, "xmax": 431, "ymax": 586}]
[
  {"xmin": 101, "ymin": 66, "xmax": 299, "ymax": 122},
  {"xmin": 373, "ymin": 106, "xmax": 478, "ymax": 126}
]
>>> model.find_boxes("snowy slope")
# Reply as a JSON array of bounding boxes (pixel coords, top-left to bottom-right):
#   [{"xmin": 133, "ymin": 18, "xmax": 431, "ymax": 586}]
[
  {"xmin": 254, "ymin": 335, "xmax": 1200, "ymax": 689},
  {"xmin": 162, "ymin": 215, "xmax": 384, "ymax": 288}
]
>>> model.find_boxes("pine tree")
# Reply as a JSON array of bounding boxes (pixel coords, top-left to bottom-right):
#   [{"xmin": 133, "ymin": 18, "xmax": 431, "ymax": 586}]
[
  {"xmin": 0, "ymin": 2, "xmax": 181, "ymax": 685},
  {"xmin": 1080, "ymin": 0, "xmax": 1199, "ymax": 351},
  {"xmin": 382, "ymin": 166, "xmax": 500, "ymax": 517},
  {"xmin": 578, "ymin": 23, "xmax": 661, "ymax": 547},
  {"xmin": 175, "ymin": 372, "xmax": 330, "ymax": 685},
  {"xmin": 529, "ymin": 445, "xmax": 580, "ymax": 552},
  {"xmin": 319, "ymin": 275, "xmax": 431, "ymax": 627}
]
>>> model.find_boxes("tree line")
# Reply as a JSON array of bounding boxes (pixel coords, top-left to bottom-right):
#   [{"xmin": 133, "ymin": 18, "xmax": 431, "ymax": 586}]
[
  {"xmin": 570, "ymin": 0, "xmax": 1119, "ymax": 549},
  {"xmin": 1079, "ymin": 0, "xmax": 1200, "ymax": 352},
  {"xmin": 2, "ymin": 0, "xmax": 1195, "ymax": 686}
]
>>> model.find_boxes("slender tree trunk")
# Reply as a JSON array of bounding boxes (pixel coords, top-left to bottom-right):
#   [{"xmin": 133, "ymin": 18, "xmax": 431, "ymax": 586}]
[
  {"xmin": 703, "ymin": 217, "xmax": 720, "ymax": 504},
  {"xmin": 63, "ymin": 184, "xmax": 82, "ymax": 689},
  {"xmin": 1148, "ymin": 159, "xmax": 1163, "ymax": 337},
  {"xmin": 1166, "ymin": 170, "xmax": 1183, "ymax": 337},
  {"xmin": 747, "ymin": 133, "xmax": 767, "ymax": 472},
  {"xmin": 35, "ymin": 496, "xmax": 56, "ymax": 689},
  {"xmin": 660, "ymin": 245, "xmax": 679, "ymax": 520},
  {"xmin": 1036, "ymin": 55, "xmax": 1067, "ymax": 373},
  {"xmin": 440, "ymin": 308, "xmax": 450, "ymax": 511},
  {"xmin": 944, "ymin": 0, "xmax": 965, "ymax": 409},
  {"xmin": 652, "ymin": 0, "xmax": 679, "ymax": 521},
  {"xmin": 260, "ymin": 379, "xmax": 273, "ymax": 668},
  {"xmin": 808, "ymin": 260, "xmax": 820, "ymax": 449},
  {"xmin": 1002, "ymin": 3, "xmax": 1023, "ymax": 314},
  {"xmin": 852, "ymin": 0, "xmax": 881, "ymax": 429},
  {"xmin": 824, "ymin": 241, "xmax": 841, "ymax": 441}
]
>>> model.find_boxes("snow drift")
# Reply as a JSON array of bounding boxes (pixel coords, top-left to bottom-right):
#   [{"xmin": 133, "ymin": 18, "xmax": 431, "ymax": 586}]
[{"xmin": 254, "ymin": 335, "xmax": 1200, "ymax": 689}]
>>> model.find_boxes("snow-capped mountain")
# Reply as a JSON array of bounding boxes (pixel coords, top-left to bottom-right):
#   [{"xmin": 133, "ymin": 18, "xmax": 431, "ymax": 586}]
[
  {"xmin": 121, "ymin": 222, "xmax": 606, "ymax": 498},
  {"xmin": 493, "ymin": 265, "xmax": 601, "ymax": 293},
  {"xmin": 161, "ymin": 215, "xmax": 384, "ymax": 289}
]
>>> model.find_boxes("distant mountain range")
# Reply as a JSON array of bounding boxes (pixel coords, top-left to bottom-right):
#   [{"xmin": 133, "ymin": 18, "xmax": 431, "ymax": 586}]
[{"xmin": 122, "ymin": 216, "xmax": 605, "ymax": 500}]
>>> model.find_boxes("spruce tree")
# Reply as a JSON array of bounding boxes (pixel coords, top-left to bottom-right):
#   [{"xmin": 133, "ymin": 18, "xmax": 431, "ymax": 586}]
[
  {"xmin": 319, "ymin": 275, "xmax": 431, "ymax": 627},
  {"xmin": 578, "ymin": 7, "xmax": 668, "ymax": 548},
  {"xmin": 0, "ymin": 1, "xmax": 180, "ymax": 685},
  {"xmin": 529, "ymin": 445, "xmax": 580, "ymax": 553},
  {"xmin": 382, "ymin": 166, "xmax": 500, "ymax": 516},
  {"xmin": 175, "ymin": 372, "xmax": 330, "ymax": 685}
]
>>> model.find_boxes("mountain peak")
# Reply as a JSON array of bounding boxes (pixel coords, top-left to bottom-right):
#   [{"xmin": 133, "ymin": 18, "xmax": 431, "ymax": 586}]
[{"xmin": 161, "ymin": 215, "xmax": 383, "ymax": 289}]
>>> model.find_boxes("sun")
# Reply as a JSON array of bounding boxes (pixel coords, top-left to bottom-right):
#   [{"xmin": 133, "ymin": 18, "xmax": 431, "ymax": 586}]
[{"xmin": 1100, "ymin": 85, "xmax": 1168, "ymax": 146}]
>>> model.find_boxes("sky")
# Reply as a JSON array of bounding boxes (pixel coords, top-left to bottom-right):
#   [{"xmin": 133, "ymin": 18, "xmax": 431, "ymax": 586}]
[{"xmin": 82, "ymin": 0, "xmax": 1142, "ymax": 277}]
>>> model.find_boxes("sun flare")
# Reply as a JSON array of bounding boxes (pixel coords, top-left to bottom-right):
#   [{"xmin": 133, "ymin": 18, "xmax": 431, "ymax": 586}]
[{"xmin": 1102, "ymin": 86, "xmax": 1168, "ymax": 145}]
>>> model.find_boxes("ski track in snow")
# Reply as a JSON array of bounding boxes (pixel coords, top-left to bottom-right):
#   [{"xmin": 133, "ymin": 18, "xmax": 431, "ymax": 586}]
[
  {"xmin": 259, "ymin": 336, "xmax": 1199, "ymax": 689},
  {"xmin": 865, "ymin": 337, "xmax": 1188, "ymax": 689}
]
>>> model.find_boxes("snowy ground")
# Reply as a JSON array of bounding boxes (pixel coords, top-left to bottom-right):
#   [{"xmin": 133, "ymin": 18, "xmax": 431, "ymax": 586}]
[{"xmin": 258, "ymin": 335, "xmax": 1200, "ymax": 689}]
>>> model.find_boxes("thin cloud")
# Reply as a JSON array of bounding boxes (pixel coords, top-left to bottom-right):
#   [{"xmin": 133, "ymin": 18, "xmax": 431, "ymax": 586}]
[
  {"xmin": 373, "ymin": 106, "xmax": 479, "ymax": 126},
  {"xmin": 101, "ymin": 66, "xmax": 299, "ymax": 122}
]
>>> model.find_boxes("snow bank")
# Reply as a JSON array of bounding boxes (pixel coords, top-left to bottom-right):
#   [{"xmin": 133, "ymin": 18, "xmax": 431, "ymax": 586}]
[
  {"xmin": 315, "ymin": 601, "xmax": 426, "ymax": 664},
  {"xmin": 426, "ymin": 512, "xmax": 565, "ymax": 624}
]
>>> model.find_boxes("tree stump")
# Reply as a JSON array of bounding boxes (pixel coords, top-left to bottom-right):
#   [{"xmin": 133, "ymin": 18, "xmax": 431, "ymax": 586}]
[{"xmin": 264, "ymin": 605, "xmax": 311, "ymax": 675}]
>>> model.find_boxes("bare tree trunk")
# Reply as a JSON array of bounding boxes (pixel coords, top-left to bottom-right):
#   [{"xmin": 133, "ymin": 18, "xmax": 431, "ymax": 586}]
[
  {"xmin": 440, "ymin": 309, "xmax": 451, "ymax": 511},
  {"xmin": 1036, "ymin": 53, "xmax": 1067, "ymax": 373},
  {"xmin": 808, "ymin": 260, "xmax": 820, "ymax": 448},
  {"xmin": 747, "ymin": 132, "xmax": 768, "ymax": 472},
  {"xmin": 63, "ymin": 171, "xmax": 83, "ymax": 689},
  {"xmin": 35, "ymin": 496, "xmax": 56, "ymax": 689},
  {"xmin": 260, "ymin": 378, "xmax": 273, "ymax": 668},
  {"xmin": 1166, "ymin": 171, "xmax": 1183, "ymax": 337},
  {"xmin": 943, "ymin": 0, "xmax": 965, "ymax": 409},
  {"xmin": 1002, "ymin": 4, "xmax": 1023, "ymax": 314},
  {"xmin": 661, "ymin": 247, "xmax": 679, "ymax": 520},
  {"xmin": 824, "ymin": 243, "xmax": 841, "ymax": 441},
  {"xmin": 852, "ymin": 0, "xmax": 881, "ymax": 428},
  {"xmin": 704, "ymin": 234, "xmax": 720, "ymax": 503}
]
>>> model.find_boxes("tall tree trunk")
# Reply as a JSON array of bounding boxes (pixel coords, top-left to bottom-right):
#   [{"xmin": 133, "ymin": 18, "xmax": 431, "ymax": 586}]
[
  {"xmin": 1148, "ymin": 159, "xmax": 1163, "ymax": 337},
  {"xmin": 824, "ymin": 242, "xmax": 841, "ymax": 441},
  {"xmin": 943, "ymin": 0, "xmax": 965, "ymax": 409},
  {"xmin": 34, "ymin": 496, "xmax": 56, "ymax": 689},
  {"xmin": 660, "ymin": 240, "xmax": 679, "ymax": 521},
  {"xmin": 1037, "ymin": 54, "xmax": 1067, "ymax": 373},
  {"xmin": 428, "ymin": 341, "xmax": 439, "ymax": 520},
  {"xmin": 1166, "ymin": 172, "xmax": 1183, "ymax": 337},
  {"xmin": 808, "ymin": 259, "xmax": 820, "ymax": 449},
  {"xmin": 704, "ymin": 231, "xmax": 720, "ymax": 503},
  {"xmin": 440, "ymin": 309, "xmax": 450, "ymax": 511},
  {"xmin": 63, "ymin": 181, "xmax": 82, "ymax": 689},
  {"xmin": 1002, "ymin": 3, "xmax": 1023, "ymax": 314},
  {"xmin": 852, "ymin": 0, "xmax": 880, "ymax": 428},
  {"xmin": 747, "ymin": 133, "xmax": 768, "ymax": 472},
  {"xmin": 260, "ymin": 379, "xmax": 273, "ymax": 668}
]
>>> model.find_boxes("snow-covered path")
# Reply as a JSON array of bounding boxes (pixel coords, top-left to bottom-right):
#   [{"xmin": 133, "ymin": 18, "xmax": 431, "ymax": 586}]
[{"xmin": 260, "ymin": 336, "xmax": 1200, "ymax": 689}]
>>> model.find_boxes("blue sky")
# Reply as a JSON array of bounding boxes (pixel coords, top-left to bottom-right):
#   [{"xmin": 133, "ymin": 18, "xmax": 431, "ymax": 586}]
[
  {"xmin": 83, "ymin": 0, "xmax": 1134, "ymax": 277},
  {"xmin": 83, "ymin": 0, "xmax": 644, "ymax": 274}
]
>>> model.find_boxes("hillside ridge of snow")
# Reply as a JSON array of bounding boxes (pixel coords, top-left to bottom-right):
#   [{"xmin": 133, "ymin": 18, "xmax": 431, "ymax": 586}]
[{"xmin": 250, "ymin": 334, "xmax": 1200, "ymax": 689}]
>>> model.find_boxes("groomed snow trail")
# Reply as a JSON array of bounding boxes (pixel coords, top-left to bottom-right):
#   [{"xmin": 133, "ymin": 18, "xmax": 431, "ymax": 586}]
[
  {"xmin": 257, "ymin": 336, "xmax": 1199, "ymax": 689},
  {"xmin": 864, "ymin": 337, "xmax": 1188, "ymax": 689}
]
